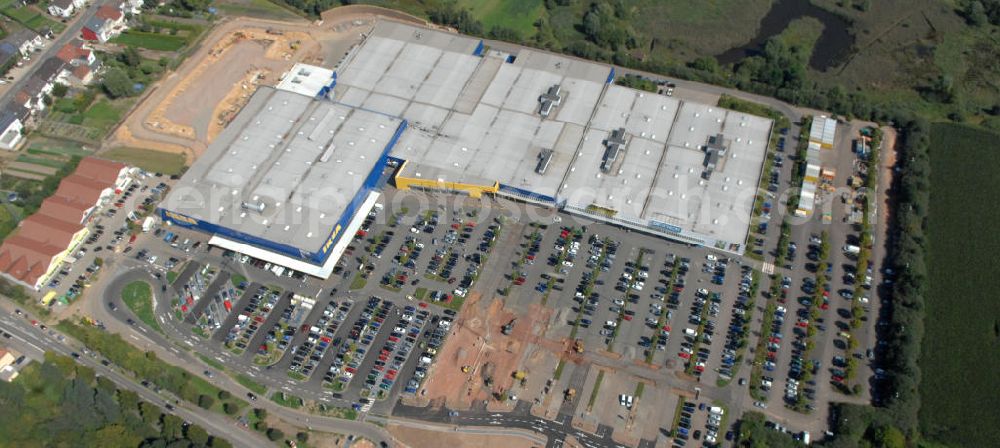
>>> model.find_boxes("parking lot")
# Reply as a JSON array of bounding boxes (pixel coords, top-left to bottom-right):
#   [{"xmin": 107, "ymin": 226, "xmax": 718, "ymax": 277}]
[{"xmin": 88, "ymin": 133, "xmax": 887, "ymax": 445}]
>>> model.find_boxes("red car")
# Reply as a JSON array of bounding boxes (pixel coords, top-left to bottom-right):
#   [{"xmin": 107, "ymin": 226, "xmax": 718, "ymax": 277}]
[
  {"xmin": 832, "ymin": 375, "xmax": 844, "ymax": 383},
  {"xmin": 623, "ymin": 315, "xmax": 632, "ymax": 321},
  {"xmin": 678, "ymin": 352, "xmax": 690, "ymax": 359},
  {"xmin": 769, "ymin": 337, "xmax": 781, "ymax": 344},
  {"xmin": 418, "ymin": 302, "xmax": 428, "ymax": 308}
]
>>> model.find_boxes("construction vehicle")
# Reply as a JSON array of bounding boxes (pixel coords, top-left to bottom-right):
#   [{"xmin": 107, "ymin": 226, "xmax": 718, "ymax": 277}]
[
  {"xmin": 513, "ymin": 371, "xmax": 527, "ymax": 381},
  {"xmin": 573, "ymin": 339, "xmax": 584, "ymax": 353},
  {"xmin": 461, "ymin": 365, "xmax": 471, "ymax": 373},
  {"xmin": 501, "ymin": 318, "xmax": 516, "ymax": 335},
  {"xmin": 564, "ymin": 388, "xmax": 576, "ymax": 400}
]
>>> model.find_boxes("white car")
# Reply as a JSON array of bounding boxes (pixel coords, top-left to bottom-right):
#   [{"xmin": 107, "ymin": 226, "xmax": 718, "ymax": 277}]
[
  {"xmin": 753, "ymin": 401, "xmax": 768, "ymax": 409},
  {"xmin": 706, "ymin": 254, "xmax": 718, "ymax": 262}
]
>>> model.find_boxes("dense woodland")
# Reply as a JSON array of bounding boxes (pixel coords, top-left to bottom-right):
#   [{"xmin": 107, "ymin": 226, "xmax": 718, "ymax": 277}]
[{"xmin": 0, "ymin": 354, "xmax": 232, "ymax": 448}]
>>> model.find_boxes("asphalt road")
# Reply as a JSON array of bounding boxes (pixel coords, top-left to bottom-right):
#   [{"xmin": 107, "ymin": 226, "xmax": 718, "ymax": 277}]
[{"xmin": 393, "ymin": 400, "xmax": 628, "ymax": 448}]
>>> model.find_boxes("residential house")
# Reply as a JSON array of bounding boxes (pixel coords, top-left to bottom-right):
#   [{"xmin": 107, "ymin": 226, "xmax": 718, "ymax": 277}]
[
  {"xmin": 0, "ymin": 157, "xmax": 129, "ymax": 290},
  {"xmin": 55, "ymin": 40, "xmax": 99, "ymax": 85},
  {"xmin": 0, "ymin": 348, "xmax": 20, "ymax": 382},
  {"xmin": 47, "ymin": 0, "xmax": 77, "ymax": 18},
  {"xmin": 2, "ymin": 29, "xmax": 43, "ymax": 58},
  {"xmin": 13, "ymin": 58, "xmax": 66, "ymax": 114},
  {"xmin": 0, "ymin": 104, "xmax": 28, "ymax": 151},
  {"xmin": 0, "ymin": 43, "xmax": 17, "ymax": 75},
  {"xmin": 120, "ymin": 0, "xmax": 144, "ymax": 15},
  {"xmin": 81, "ymin": 5, "xmax": 126, "ymax": 43}
]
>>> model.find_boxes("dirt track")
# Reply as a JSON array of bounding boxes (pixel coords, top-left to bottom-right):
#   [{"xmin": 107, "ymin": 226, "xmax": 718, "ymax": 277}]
[{"xmin": 104, "ymin": 5, "xmax": 430, "ymax": 164}]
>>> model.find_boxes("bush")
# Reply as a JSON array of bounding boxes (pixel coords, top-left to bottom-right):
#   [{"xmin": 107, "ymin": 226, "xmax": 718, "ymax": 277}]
[
  {"xmin": 217, "ymin": 390, "xmax": 230, "ymax": 400},
  {"xmin": 296, "ymin": 432, "xmax": 309, "ymax": 443},
  {"xmin": 197, "ymin": 394, "xmax": 214, "ymax": 409},
  {"xmin": 222, "ymin": 402, "xmax": 238, "ymax": 415}
]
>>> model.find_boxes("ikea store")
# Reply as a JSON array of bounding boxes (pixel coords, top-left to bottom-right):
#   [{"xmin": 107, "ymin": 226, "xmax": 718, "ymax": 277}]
[{"xmin": 159, "ymin": 21, "xmax": 772, "ymax": 278}]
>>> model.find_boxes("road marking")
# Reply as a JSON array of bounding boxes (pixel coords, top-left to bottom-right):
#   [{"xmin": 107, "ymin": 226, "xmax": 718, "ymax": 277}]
[
  {"xmin": 129, "ymin": 335, "xmax": 139, "ymax": 341},
  {"xmin": 762, "ymin": 262, "xmax": 775, "ymax": 275}
]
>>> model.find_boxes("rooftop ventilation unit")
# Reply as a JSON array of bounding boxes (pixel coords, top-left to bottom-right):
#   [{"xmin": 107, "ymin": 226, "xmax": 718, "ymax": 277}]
[
  {"xmin": 535, "ymin": 149, "xmax": 554, "ymax": 175},
  {"xmin": 240, "ymin": 201, "xmax": 266, "ymax": 214},
  {"xmin": 539, "ymin": 84, "xmax": 562, "ymax": 118},
  {"xmin": 601, "ymin": 128, "xmax": 627, "ymax": 173},
  {"xmin": 701, "ymin": 133, "xmax": 728, "ymax": 180}
]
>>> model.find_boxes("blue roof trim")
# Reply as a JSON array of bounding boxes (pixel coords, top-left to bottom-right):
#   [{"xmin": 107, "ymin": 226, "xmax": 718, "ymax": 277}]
[{"xmin": 473, "ymin": 40, "xmax": 485, "ymax": 56}]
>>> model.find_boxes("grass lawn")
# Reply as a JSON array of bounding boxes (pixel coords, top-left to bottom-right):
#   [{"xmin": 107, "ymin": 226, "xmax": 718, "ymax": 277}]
[
  {"xmin": 270, "ymin": 391, "xmax": 304, "ymax": 409},
  {"xmin": 919, "ymin": 123, "xmax": 1000, "ymax": 448},
  {"xmin": 413, "ymin": 287, "xmax": 427, "ymax": 300},
  {"xmin": 235, "ymin": 374, "xmax": 268, "ymax": 395},
  {"xmin": 349, "ymin": 273, "xmax": 367, "ymax": 290},
  {"xmin": 457, "ymin": 0, "xmax": 543, "ymax": 37},
  {"xmin": 217, "ymin": 0, "xmax": 304, "ymax": 20},
  {"xmin": 2, "ymin": 6, "xmax": 64, "ymax": 33},
  {"xmin": 586, "ymin": 370, "xmax": 604, "ymax": 411},
  {"xmin": 101, "ymin": 147, "xmax": 187, "ymax": 175},
  {"xmin": 0, "ymin": 205, "xmax": 17, "ymax": 242},
  {"xmin": 553, "ymin": 359, "xmax": 566, "ymax": 380},
  {"xmin": 111, "ymin": 31, "xmax": 188, "ymax": 51},
  {"xmin": 197, "ymin": 353, "xmax": 225, "ymax": 371},
  {"xmin": 231, "ymin": 274, "xmax": 248, "ymax": 288},
  {"xmin": 14, "ymin": 155, "xmax": 66, "ymax": 169},
  {"xmin": 166, "ymin": 271, "xmax": 178, "ymax": 283},
  {"xmin": 121, "ymin": 280, "xmax": 162, "ymax": 334},
  {"xmin": 81, "ymin": 100, "xmax": 132, "ymax": 135}
]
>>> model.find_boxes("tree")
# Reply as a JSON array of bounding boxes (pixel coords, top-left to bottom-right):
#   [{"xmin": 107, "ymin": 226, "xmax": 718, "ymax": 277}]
[
  {"xmin": 296, "ymin": 432, "xmax": 309, "ymax": 443},
  {"xmin": 217, "ymin": 390, "xmax": 230, "ymax": 400},
  {"xmin": 223, "ymin": 402, "xmax": 239, "ymax": 415},
  {"xmin": 102, "ymin": 67, "xmax": 133, "ymax": 99},
  {"xmin": 197, "ymin": 394, "xmax": 214, "ymax": 409},
  {"xmin": 186, "ymin": 425, "xmax": 210, "ymax": 446},
  {"xmin": 120, "ymin": 46, "xmax": 142, "ymax": 67},
  {"xmin": 51, "ymin": 83, "xmax": 69, "ymax": 98},
  {"xmin": 965, "ymin": 0, "xmax": 988, "ymax": 26},
  {"xmin": 265, "ymin": 428, "xmax": 284, "ymax": 441}
]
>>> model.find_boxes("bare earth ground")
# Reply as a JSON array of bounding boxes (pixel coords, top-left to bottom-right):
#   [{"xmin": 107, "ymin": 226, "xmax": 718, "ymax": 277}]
[
  {"xmin": 387, "ymin": 424, "xmax": 542, "ymax": 448},
  {"xmin": 104, "ymin": 5, "xmax": 424, "ymax": 164}
]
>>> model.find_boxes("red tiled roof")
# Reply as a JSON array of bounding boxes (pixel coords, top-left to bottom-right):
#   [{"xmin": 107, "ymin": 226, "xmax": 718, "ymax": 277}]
[
  {"xmin": 75, "ymin": 157, "xmax": 125, "ymax": 183},
  {"xmin": 0, "ymin": 157, "xmax": 126, "ymax": 286},
  {"xmin": 95, "ymin": 5, "xmax": 122, "ymax": 20},
  {"xmin": 72, "ymin": 64, "xmax": 90, "ymax": 81},
  {"xmin": 56, "ymin": 40, "xmax": 90, "ymax": 63}
]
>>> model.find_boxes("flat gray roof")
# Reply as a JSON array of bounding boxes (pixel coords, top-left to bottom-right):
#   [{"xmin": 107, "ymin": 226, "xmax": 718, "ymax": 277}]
[
  {"xmin": 162, "ymin": 87, "xmax": 402, "ymax": 251},
  {"xmin": 330, "ymin": 20, "xmax": 772, "ymax": 250}
]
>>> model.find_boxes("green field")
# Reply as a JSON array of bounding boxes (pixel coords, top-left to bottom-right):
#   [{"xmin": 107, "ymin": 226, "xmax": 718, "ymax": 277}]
[
  {"xmin": 111, "ymin": 31, "xmax": 188, "ymax": 51},
  {"xmin": 920, "ymin": 123, "xmax": 1000, "ymax": 447},
  {"xmin": 457, "ymin": 0, "xmax": 543, "ymax": 37},
  {"xmin": 102, "ymin": 147, "xmax": 188, "ymax": 175},
  {"xmin": 121, "ymin": 280, "xmax": 162, "ymax": 333},
  {"xmin": 1, "ymin": 6, "xmax": 64, "ymax": 33},
  {"xmin": 217, "ymin": 0, "xmax": 304, "ymax": 20}
]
